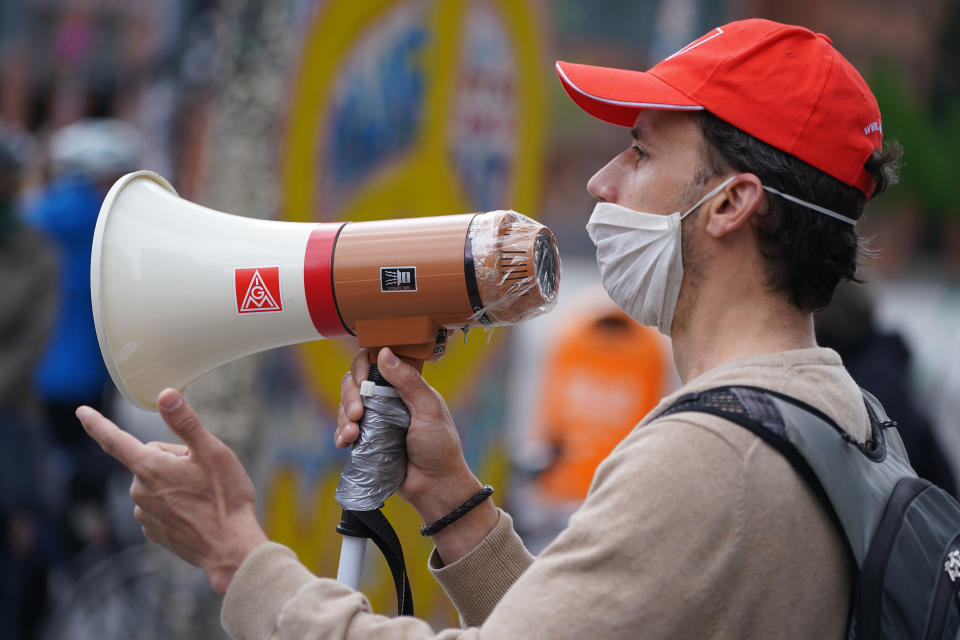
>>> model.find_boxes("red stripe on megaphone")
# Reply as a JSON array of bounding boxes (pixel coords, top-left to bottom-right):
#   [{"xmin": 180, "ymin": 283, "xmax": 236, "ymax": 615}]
[{"xmin": 304, "ymin": 224, "xmax": 352, "ymax": 338}]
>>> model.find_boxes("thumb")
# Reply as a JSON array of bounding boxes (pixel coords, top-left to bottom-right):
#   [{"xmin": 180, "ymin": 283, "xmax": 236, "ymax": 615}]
[
  {"xmin": 376, "ymin": 348, "xmax": 434, "ymax": 412},
  {"xmin": 157, "ymin": 388, "xmax": 216, "ymax": 454}
]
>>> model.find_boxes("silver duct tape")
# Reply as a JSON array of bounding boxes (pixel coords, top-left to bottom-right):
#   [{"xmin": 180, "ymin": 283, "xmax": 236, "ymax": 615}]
[{"xmin": 335, "ymin": 392, "xmax": 411, "ymax": 511}]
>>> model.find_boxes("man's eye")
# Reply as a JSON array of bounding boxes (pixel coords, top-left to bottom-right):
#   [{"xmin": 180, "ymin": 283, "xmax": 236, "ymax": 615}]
[{"xmin": 631, "ymin": 145, "xmax": 647, "ymax": 161}]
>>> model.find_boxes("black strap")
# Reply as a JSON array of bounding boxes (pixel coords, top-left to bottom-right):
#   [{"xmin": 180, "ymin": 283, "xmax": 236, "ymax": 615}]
[{"xmin": 338, "ymin": 509, "xmax": 414, "ymax": 616}]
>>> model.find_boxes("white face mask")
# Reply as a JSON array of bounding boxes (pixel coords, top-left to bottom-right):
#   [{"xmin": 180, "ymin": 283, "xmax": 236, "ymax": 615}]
[
  {"xmin": 586, "ymin": 177, "xmax": 734, "ymax": 336},
  {"xmin": 586, "ymin": 177, "xmax": 857, "ymax": 337}
]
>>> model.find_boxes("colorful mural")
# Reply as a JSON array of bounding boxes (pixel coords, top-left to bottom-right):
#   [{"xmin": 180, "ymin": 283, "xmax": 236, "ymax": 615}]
[{"xmin": 266, "ymin": 0, "xmax": 547, "ymax": 620}]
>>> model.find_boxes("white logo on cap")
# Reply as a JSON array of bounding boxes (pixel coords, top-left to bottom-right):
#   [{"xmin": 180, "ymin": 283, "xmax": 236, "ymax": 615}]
[
  {"xmin": 665, "ymin": 27, "xmax": 725, "ymax": 60},
  {"xmin": 864, "ymin": 121, "xmax": 882, "ymax": 135}
]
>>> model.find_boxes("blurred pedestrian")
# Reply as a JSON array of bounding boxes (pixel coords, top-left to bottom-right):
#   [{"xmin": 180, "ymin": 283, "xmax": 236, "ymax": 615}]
[
  {"xmin": 0, "ymin": 119, "xmax": 61, "ymax": 640},
  {"xmin": 516, "ymin": 291, "xmax": 674, "ymax": 551},
  {"xmin": 23, "ymin": 119, "xmax": 142, "ymax": 435},
  {"xmin": 22, "ymin": 118, "xmax": 143, "ymax": 555},
  {"xmin": 816, "ymin": 281, "xmax": 956, "ymax": 496}
]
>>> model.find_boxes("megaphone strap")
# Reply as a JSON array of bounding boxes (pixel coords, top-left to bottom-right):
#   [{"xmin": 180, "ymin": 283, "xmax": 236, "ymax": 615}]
[{"xmin": 337, "ymin": 508, "xmax": 414, "ymax": 616}]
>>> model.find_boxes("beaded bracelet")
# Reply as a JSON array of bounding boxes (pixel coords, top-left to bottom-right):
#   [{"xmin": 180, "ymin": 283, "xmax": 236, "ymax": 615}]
[{"xmin": 419, "ymin": 485, "xmax": 494, "ymax": 536}]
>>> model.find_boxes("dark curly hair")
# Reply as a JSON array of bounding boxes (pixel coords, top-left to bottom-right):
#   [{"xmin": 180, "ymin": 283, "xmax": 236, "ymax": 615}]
[{"xmin": 697, "ymin": 111, "xmax": 901, "ymax": 312}]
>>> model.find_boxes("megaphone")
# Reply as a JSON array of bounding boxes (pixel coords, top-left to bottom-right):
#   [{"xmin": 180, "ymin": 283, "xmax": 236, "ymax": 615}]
[{"xmin": 92, "ymin": 171, "xmax": 560, "ymax": 410}]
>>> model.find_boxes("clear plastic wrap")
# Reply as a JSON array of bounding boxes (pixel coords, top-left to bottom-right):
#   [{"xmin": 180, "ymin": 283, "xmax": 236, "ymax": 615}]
[
  {"xmin": 466, "ymin": 210, "xmax": 561, "ymax": 327},
  {"xmin": 334, "ymin": 385, "xmax": 410, "ymax": 511}
]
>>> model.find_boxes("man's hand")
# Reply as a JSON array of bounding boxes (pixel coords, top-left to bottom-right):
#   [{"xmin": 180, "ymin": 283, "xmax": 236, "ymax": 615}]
[
  {"xmin": 76, "ymin": 389, "xmax": 268, "ymax": 595},
  {"xmin": 337, "ymin": 348, "xmax": 497, "ymax": 563}
]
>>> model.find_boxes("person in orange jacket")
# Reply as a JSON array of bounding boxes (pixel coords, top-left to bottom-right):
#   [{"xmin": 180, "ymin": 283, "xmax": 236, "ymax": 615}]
[{"xmin": 534, "ymin": 298, "xmax": 671, "ymax": 504}]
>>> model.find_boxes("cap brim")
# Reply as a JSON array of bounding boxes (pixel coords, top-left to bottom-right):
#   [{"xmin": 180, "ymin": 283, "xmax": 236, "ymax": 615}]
[{"xmin": 555, "ymin": 61, "xmax": 703, "ymax": 127}]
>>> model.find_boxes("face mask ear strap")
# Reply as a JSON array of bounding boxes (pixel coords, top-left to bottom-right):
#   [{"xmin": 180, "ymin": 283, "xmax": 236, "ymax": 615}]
[
  {"xmin": 679, "ymin": 175, "xmax": 737, "ymax": 220},
  {"xmin": 679, "ymin": 176, "xmax": 858, "ymax": 227},
  {"xmin": 761, "ymin": 186, "xmax": 857, "ymax": 225}
]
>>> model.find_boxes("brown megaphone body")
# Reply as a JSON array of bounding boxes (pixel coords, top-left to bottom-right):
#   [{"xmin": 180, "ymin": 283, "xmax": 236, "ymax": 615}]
[{"xmin": 92, "ymin": 171, "xmax": 560, "ymax": 409}]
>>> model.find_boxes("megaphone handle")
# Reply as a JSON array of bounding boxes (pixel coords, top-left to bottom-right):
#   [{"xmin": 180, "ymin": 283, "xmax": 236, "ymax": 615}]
[
  {"xmin": 334, "ymin": 363, "xmax": 410, "ymax": 510},
  {"xmin": 336, "ymin": 533, "xmax": 367, "ymax": 589},
  {"xmin": 336, "ymin": 507, "xmax": 414, "ymax": 615},
  {"xmin": 334, "ymin": 360, "xmax": 415, "ymax": 615}
]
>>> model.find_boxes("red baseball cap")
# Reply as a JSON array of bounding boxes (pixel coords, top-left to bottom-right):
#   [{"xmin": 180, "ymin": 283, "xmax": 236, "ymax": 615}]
[{"xmin": 556, "ymin": 19, "xmax": 882, "ymax": 198}]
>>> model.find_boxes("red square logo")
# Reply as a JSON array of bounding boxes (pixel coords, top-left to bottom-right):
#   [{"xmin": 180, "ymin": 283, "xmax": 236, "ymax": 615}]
[{"xmin": 235, "ymin": 267, "xmax": 283, "ymax": 313}]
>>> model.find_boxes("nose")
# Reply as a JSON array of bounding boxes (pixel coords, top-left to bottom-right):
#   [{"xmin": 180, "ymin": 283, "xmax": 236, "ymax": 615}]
[{"xmin": 586, "ymin": 155, "xmax": 621, "ymax": 204}]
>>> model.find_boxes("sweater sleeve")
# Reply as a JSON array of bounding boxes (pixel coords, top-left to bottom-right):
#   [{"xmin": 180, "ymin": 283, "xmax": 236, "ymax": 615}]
[
  {"xmin": 221, "ymin": 510, "xmax": 532, "ymax": 639},
  {"xmin": 222, "ymin": 418, "xmax": 749, "ymax": 639},
  {"xmin": 473, "ymin": 417, "xmax": 750, "ymax": 638},
  {"xmin": 222, "ymin": 542, "xmax": 468, "ymax": 640},
  {"xmin": 427, "ymin": 509, "xmax": 533, "ymax": 626}
]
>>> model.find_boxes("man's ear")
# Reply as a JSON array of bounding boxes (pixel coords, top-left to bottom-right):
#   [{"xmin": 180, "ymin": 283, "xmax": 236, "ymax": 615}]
[{"xmin": 704, "ymin": 173, "xmax": 764, "ymax": 238}]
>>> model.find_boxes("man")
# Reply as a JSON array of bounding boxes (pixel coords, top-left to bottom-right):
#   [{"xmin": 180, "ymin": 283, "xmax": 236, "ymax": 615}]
[{"xmin": 77, "ymin": 19, "xmax": 900, "ymax": 638}]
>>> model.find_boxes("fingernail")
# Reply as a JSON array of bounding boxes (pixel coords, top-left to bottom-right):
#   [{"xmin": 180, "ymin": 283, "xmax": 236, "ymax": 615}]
[
  {"xmin": 75, "ymin": 406, "xmax": 89, "ymax": 421},
  {"xmin": 159, "ymin": 394, "xmax": 182, "ymax": 412},
  {"xmin": 385, "ymin": 351, "xmax": 399, "ymax": 368}
]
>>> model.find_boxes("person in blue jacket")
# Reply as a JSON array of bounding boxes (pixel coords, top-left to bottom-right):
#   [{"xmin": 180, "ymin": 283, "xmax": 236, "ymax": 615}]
[
  {"xmin": 23, "ymin": 118, "xmax": 142, "ymax": 440},
  {"xmin": 22, "ymin": 118, "xmax": 142, "ymax": 553}
]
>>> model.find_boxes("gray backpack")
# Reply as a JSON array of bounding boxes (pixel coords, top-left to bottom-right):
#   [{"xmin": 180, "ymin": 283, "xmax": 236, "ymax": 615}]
[{"xmin": 658, "ymin": 385, "xmax": 960, "ymax": 639}]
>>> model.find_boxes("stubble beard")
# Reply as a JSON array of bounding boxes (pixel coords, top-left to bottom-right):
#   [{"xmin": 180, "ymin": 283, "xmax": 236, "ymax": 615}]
[
  {"xmin": 672, "ymin": 211, "xmax": 702, "ymax": 335},
  {"xmin": 672, "ymin": 169, "xmax": 714, "ymax": 336}
]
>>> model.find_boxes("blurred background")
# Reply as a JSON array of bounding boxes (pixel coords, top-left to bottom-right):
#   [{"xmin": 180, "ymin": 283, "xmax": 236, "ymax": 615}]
[{"xmin": 1, "ymin": 0, "xmax": 958, "ymax": 637}]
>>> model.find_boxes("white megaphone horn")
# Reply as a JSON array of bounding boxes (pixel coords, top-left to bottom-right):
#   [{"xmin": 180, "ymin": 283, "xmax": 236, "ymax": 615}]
[{"xmin": 92, "ymin": 171, "xmax": 560, "ymax": 410}]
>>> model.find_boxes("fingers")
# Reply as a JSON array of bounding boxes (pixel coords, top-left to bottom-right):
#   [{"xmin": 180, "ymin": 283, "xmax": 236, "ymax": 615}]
[
  {"xmin": 77, "ymin": 406, "xmax": 146, "ymax": 471},
  {"xmin": 337, "ymin": 352, "xmax": 369, "ymax": 449},
  {"xmin": 340, "ymin": 371, "xmax": 364, "ymax": 422},
  {"xmin": 349, "ymin": 349, "xmax": 371, "ymax": 386},
  {"xmin": 147, "ymin": 441, "xmax": 190, "ymax": 456},
  {"xmin": 335, "ymin": 387, "xmax": 360, "ymax": 449},
  {"xmin": 157, "ymin": 389, "xmax": 217, "ymax": 456},
  {"xmin": 335, "ymin": 403, "xmax": 359, "ymax": 449},
  {"xmin": 376, "ymin": 348, "xmax": 435, "ymax": 413},
  {"xmin": 133, "ymin": 504, "xmax": 164, "ymax": 545}
]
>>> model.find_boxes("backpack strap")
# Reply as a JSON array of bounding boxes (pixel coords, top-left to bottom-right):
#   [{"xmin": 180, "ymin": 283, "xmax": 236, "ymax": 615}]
[
  {"xmin": 860, "ymin": 386, "xmax": 913, "ymax": 463},
  {"xmin": 653, "ymin": 385, "xmax": 918, "ymax": 567}
]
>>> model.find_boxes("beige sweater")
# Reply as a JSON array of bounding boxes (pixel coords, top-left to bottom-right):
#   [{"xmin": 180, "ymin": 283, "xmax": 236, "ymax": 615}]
[{"xmin": 222, "ymin": 348, "xmax": 867, "ymax": 639}]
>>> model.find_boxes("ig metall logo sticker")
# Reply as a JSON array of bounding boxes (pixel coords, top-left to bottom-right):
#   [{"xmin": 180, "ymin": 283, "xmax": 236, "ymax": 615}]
[
  {"xmin": 380, "ymin": 266, "xmax": 417, "ymax": 292},
  {"xmin": 235, "ymin": 267, "xmax": 283, "ymax": 313}
]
